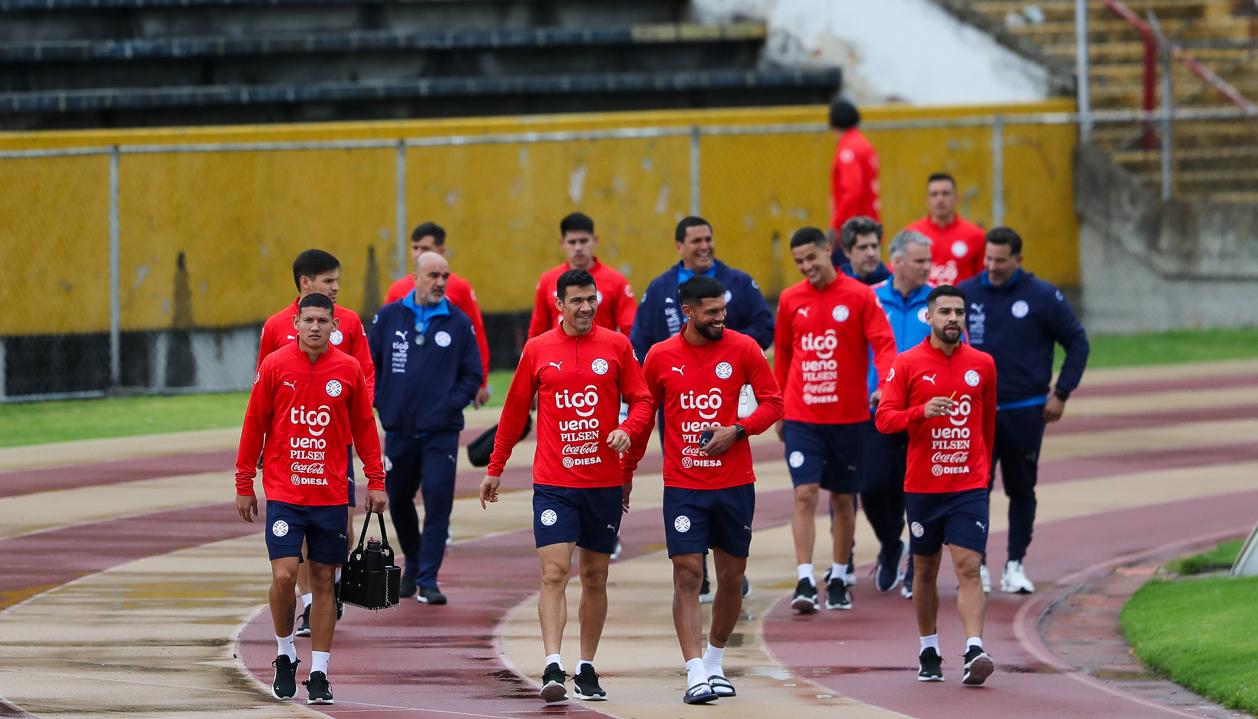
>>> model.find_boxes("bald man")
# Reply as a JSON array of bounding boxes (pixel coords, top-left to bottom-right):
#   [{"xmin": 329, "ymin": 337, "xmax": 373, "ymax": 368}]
[{"xmin": 368, "ymin": 251, "xmax": 484, "ymax": 604}]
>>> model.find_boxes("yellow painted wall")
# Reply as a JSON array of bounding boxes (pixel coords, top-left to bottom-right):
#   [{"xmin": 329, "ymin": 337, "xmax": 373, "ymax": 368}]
[{"xmin": 0, "ymin": 100, "xmax": 1077, "ymax": 335}]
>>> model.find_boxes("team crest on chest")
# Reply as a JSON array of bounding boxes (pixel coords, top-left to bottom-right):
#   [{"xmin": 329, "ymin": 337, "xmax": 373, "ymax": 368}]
[
  {"xmin": 832, "ymin": 304, "xmax": 850, "ymax": 322},
  {"xmin": 964, "ymin": 370, "xmax": 980, "ymax": 387},
  {"xmin": 715, "ymin": 362, "xmax": 733, "ymax": 380},
  {"xmin": 591, "ymin": 358, "xmax": 609, "ymax": 375},
  {"xmin": 330, "ymin": 330, "xmax": 344, "ymax": 346},
  {"xmin": 325, "ymin": 379, "xmax": 343, "ymax": 397}
]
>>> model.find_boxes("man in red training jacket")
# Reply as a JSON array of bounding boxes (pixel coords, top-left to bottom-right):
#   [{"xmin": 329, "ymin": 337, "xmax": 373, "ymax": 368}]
[
  {"xmin": 236, "ymin": 292, "xmax": 387, "ymax": 705},
  {"xmin": 829, "ymin": 99, "xmax": 881, "ymax": 233},
  {"xmin": 875, "ymin": 284, "xmax": 996, "ymax": 686},
  {"xmin": 528, "ymin": 212, "xmax": 636, "ymax": 338},
  {"xmin": 621, "ymin": 275, "xmax": 782, "ymax": 705},
  {"xmin": 479, "ymin": 268, "xmax": 651, "ymax": 704},
  {"xmin": 904, "ymin": 173, "xmax": 986, "ymax": 286}
]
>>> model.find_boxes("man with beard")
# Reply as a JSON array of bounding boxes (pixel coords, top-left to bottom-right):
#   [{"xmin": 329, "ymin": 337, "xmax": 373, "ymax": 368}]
[
  {"xmin": 480, "ymin": 269, "xmax": 652, "ymax": 703},
  {"xmin": 622, "ymin": 275, "xmax": 782, "ymax": 704},
  {"xmin": 875, "ymin": 285, "xmax": 997, "ymax": 686}
]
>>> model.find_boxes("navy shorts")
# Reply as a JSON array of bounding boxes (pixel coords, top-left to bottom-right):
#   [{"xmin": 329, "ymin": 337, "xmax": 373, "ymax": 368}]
[
  {"xmin": 663, "ymin": 484, "xmax": 756, "ymax": 559},
  {"xmin": 265, "ymin": 500, "xmax": 350, "ymax": 565},
  {"xmin": 533, "ymin": 484, "xmax": 623, "ymax": 555},
  {"xmin": 905, "ymin": 489, "xmax": 989, "ymax": 556},
  {"xmin": 783, "ymin": 420, "xmax": 863, "ymax": 493}
]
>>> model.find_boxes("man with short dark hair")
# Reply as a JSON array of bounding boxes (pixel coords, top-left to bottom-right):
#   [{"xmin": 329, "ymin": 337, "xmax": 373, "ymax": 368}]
[
  {"xmin": 384, "ymin": 222, "xmax": 491, "ymax": 407},
  {"xmin": 833, "ymin": 215, "xmax": 890, "ymax": 285},
  {"xmin": 481, "ymin": 269, "xmax": 652, "ymax": 704},
  {"xmin": 905, "ymin": 173, "xmax": 987, "ymax": 286},
  {"xmin": 876, "ymin": 284, "xmax": 997, "ymax": 686},
  {"xmin": 622, "ymin": 275, "xmax": 782, "ymax": 704},
  {"xmin": 774, "ymin": 227, "xmax": 895, "ymax": 613},
  {"xmin": 369, "ymin": 252, "xmax": 483, "ymax": 606},
  {"xmin": 528, "ymin": 213, "xmax": 637, "ymax": 339},
  {"xmin": 828, "ymin": 99, "xmax": 881, "ymax": 233},
  {"xmin": 236, "ymin": 292, "xmax": 388, "ymax": 704},
  {"xmin": 958, "ymin": 227, "xmax": 1089, "ymax": 595}
]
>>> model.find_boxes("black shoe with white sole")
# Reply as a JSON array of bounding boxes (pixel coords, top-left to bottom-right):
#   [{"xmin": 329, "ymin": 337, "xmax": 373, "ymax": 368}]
[
  {"xmin": 295, "ymin": 606, "xmax": 311, "ymax": 637},
  {"xmin": 303, "ymin": 671, "xmax": 334, "ymax": 704},
  {"xmin": 825, "ymin": 575, "xmax": 852, "ymax": 610},
  {"xmin": 271, "ymin": 655, "xmax": 299, "ymax": 700},
  {"xmin": 417, "ymin": 586, "xmax": 447, "ymax": 605},
  {"xmin": 540, "ymin": 662, "xmax": 568, "ymax": 702},
  {"xmin": 918, "ymin": 647, "xmax": 944, "ymax": 682},
  {"xmin": 876, "ymin": 540, "xmax": 908, "ymax": 593},
  {"xmin": 573, "ymin": 664, "xmax": 606, "ymax": 700},
  {"xmin": 962, "ymin": 645, "xmax": 995, "ymax": 686},
  {"xmin": 790, "ymin": 578, "xmax": 818, "ymax": 614}
]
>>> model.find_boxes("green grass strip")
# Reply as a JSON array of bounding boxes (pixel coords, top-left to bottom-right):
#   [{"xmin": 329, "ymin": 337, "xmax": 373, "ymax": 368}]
[
  {"xmin": 1165, "ymin": 539, "xmax": 1244, "ymax": 576},
  {"xmin": 1121, "ymin": 576, "xmax": 1258, "ymax": 713}
]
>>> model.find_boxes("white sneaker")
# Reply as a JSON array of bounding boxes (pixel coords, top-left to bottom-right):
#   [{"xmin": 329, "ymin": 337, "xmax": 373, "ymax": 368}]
[
  {"xmin": 980, "ymin": 564, "xmax": 992, "ymax": 594},
  {"xmin": 1000, "ymin": 560, "xmax": 1035, "ymax": 594}
]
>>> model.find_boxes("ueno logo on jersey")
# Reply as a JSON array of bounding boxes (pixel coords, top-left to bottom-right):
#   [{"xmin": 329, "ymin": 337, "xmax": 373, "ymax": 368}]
[
  {"xmin": 555, "ymin": 385, "xmax": 600, "ymax": 418},
  {"xmin": 290, "ymin": 405, "xmax": 332, "ymax": 437},
  {"xmin": 948, "ymin": 394, "xmax": 974, "ymax": 427},
  {"xmin": 800, "ymin": 330, "xmax": 838, "ymax": 360},
  {"xmin": 680, "ymin": 389, "xmax": 723, "ymax": 420}
]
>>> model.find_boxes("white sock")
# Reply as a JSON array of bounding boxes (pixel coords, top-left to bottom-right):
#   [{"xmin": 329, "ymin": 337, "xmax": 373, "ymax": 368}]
[
  {"xmin": 919, "ymin": 634, "xmax": 940, "ymax": 654},
  {"xmin": 685, "ymin": 657, "xmax": 707, "ymax": 688},
  {"xmin": 702, "ymin": 643, "xmax": 724, "ymax": 677},
  {"xmin": 830, "ymin": 562, "xmax": 847, "ymax": 582},
  {"xmin": 276, "ymin": 633, "xmax": 296, "ymax": 662},
  {"xmin": 311, "ymin": 650, "xmax": 330, "ymax": 675},
  {"xmin": 301, "ymin": 593, "xmax": 313, "ymax": 609},
  {"xmin": 545, "ymin": 653, "xmax": 564, "ymax": 672},
  {"xmin": 577, "ymin": 659, "xmax": 594, "ymax": 674},
  {"xmin": 797, "ymin": 563, "xmax": 814, "ymax": 583},
  {"xmin": 966, "ymin": 636, "xmax": 983, "ymax": 651}
]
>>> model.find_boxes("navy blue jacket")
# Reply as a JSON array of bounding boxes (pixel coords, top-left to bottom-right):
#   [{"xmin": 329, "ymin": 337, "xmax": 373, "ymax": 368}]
[
  {"xmin": 958, "ymin": 269, "xmax": 1089, "ymax": 407},
  {"xmin": 368, "ymin": 297, "xmax": 483, "ymax": 435},
  {"xmin": 837, "ymin": 257, "xmax": 892, "ymax": 286},
  {"xmin": 629, "ymin": 259, "xmax": 774, "ymax": 361}
]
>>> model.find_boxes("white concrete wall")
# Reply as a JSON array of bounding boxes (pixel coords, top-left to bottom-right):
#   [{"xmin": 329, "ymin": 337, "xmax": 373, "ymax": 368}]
[{"xmin": 693, "ymin": 0, "xmax": 1051, "ymax": 105}]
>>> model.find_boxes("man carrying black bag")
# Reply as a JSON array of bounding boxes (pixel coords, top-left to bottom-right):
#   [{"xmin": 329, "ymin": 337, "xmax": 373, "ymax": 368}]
[
  {"xmin": 235, "ymin": 293, "xmax": 388, "ymax": 705},
  {"xmin": 369, "ymin": 251, "xmax": 483, "ymax": 605}
]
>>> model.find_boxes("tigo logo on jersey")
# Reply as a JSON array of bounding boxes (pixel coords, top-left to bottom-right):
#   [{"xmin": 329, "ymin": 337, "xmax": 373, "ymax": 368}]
[
  {"xmin": 832, "ymin": 305, "xmax": 850, "ymax": 322},
  {"xmin": 555, "ymin": 385, "xmax": 600, "ymax": 418},
  {"xmin": 330, "ymin": 330, "xmax": 344, "ymax": 346},
  {"xmin": 325, "ymin": 380, "xmax": 343, "ymax": 397},
  {"xmin": 434, "ymin": 331, "xmax": 452, "ymax": 347},
  {"xmin": 964, "ymin": 370, "xmax": 980, "ymax": 387},
  {"xmin": 715, "ymin": 362, "xmax": 733, "ymax": 380},
  {"xmin": 290, "ymin": 405, "xmax": 332, "ymax": 436},
  {"xmin": 272, "ymin": 520, "xmax": 290, "ymax": 537},
  {"xmin": 540, "ymin": 509, "xmax": 558, "ymax": 526},
  {"xmin": 680, "ymin": 389, "xmax": 723, "ymax": 420},
  {"xmin": 591, "ymin": 358, "xmax": 609, "ymax": 375},
  {"xmin": 800, "ymin": 330, "xmax": 838, "ymax": 359},
  {"xmin": 788, "ymin": 451, "xmax": 805, "ymax": 468},
  {"xmin": 674, "ymin": 515, "xmax": 692, "ymax": 533}
]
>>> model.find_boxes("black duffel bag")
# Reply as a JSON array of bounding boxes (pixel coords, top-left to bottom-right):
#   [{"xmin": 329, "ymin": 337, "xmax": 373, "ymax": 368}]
[
  {"xmin": 338, "ymin": 511, "xmax": 401, "ymax": 610},
  {"xmin": 466, "ymin": 414, "xmax": 532, "ymax": 468}
]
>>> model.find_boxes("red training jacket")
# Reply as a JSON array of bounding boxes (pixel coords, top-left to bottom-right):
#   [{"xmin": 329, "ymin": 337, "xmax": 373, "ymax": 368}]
[
  {"xmin": 773, "ymin": 274, "xmax": 896, "ymax": 424},
  {"xmin": 874, "ymin": 339, "xmax": 996, "ymax": 494},
  {"xmin": 830, "ymin": 128, "xmax": 881, "ymax": 231},
  {"xmin": 384, "ymin": 272, "xmax": 490, "ymax": 389},
  {"xmin": 235, "ymin": 343, "xmax": 385, "ymax": 504},
  {"xmin": 527, "ymin": 258, "xmax": 637, "ymax": 339},
  {"xmin": 487, "ymin": 324, "xmax": 651, "ymax": 488},
  {"xmin": 622, "ymin": 330, "xmax": 783, "ymax": 490},
  {"xmin": 258, "ymin": 298, "xmax": 376, "ymax": 403},
  {"xmin": 905, "ymin": 215, "xmax": 986, "ymax": 286}
]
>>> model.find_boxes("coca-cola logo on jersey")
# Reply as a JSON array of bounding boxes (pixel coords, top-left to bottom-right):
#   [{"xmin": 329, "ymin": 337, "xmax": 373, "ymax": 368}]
[
  {"xmin": 800, "ymin": 330, "xmax": 838, "ymax": 360},
  {"xmin": 930, "ymin": 260, "xmax": 959, "ymax": 286},
  {"xmin": 930, "ymin": 451, "xmax": 969, "ymax": 463},
  {"xmin": 290, "ymin": 405, "xmax": 332, "ymax": 437},
  {"xmin": 555, "ymin": 385, "xmax": 600, "ymax": 418},
  {"xmin": 562, "ymin": 441, "xmax": 600, "ymax": 456},
  {"xmin": 679, "ymin": 389, "xmax": 723, "ymax": 420}
]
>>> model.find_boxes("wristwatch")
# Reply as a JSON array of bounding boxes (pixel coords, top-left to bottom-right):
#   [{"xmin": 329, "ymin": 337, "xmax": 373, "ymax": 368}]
[
  {"xmin": 733, "ymin": 423, "xmax": 747, "ymax": 441},
  {"xmin": 1053, "ymin": 388, "xmax": 1071, "ymax": 402}
]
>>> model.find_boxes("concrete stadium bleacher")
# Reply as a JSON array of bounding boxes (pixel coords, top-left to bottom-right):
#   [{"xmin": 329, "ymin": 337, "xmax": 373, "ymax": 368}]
[{"xmin": 0, "ymin": 0, "xmax": 842, "ymax": 129}]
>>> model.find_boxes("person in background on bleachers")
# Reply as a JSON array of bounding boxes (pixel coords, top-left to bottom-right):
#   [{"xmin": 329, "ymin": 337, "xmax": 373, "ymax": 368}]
[
  {"xmin": 904, "ymin": 173, "xmax": 987, "ymax": 286},
  {"xmin": 385, "ymin": 222, "xmax": 492, "ymax": 407},
  {"xmin": 828, "ymin": 99, "xmax": 880, "ymax": 249},
  {"xmin": 528, "ymin": 212, "xmax": 637, "ymax": 339}
]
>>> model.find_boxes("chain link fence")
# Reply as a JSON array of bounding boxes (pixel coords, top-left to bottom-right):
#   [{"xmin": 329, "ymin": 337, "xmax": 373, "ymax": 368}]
[{"xmin": 2, "ymin": 108, "xmax": 1246, "ymax": 401}]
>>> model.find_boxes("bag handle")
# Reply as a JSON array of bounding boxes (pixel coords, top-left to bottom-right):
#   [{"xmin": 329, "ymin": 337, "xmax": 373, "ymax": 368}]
[{"xmin": 352, "ymin": 509, "xmax": 393, "ymax": 553}]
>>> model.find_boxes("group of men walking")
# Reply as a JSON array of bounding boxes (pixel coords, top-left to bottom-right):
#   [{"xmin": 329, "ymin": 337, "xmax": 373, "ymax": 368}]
[{"xmin": 233, "ymin": 165, "xmax": 1089, "ymax": 704}]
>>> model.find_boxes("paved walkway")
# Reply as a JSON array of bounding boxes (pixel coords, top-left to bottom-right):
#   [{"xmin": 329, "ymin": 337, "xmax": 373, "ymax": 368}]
[{"xmin": 0, "ymin": 359, "xmax": 1255, "ymax": 718}]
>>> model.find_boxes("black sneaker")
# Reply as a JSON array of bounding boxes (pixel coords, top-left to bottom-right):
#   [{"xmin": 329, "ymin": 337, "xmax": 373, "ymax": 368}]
[
  {"xmin": 540, "ymin": 662, "xmax": 567, "ymax": 703},
  {"xmin": 572, "ymin": 664, "xmax": 606, "ymax": 701},
  {"xmin": 336, "ymin": 599, "xmax": 344, "ymax": 620},
  {"xmin": 876, "ymin": 540, "xmax": 907, "ymax": 593},
  {"xmin": 399, "ymin": 572, "xmax": 418, "ymax": 599},
  {"xmin": 303, "ymin": 671, "xmax": 334, "ymax": 704},
  {"xmin": 417, "ymin": 586, "xmax": 447, "ymax": 605},
  {"xmin": 902, "ymin": 556, "xmax": 915, "ymax": 599},
  {"xmin": 962, "ymin": 645, "xmax": 994, "ymax": 686},
  {"xmin": 295, "ymin": 606, "xmax": 311, "ymax": 637},
  {"xmin": 918, "ymin": 647, "xmax": 944, "ymax": 682},
  {"xmin": 698, "ymin": 577, "xmax": 713, "ymax": 604},
  {"xmin": 790, "ymin": 577, "xmax": 818, "ymax": 614},
  {"xmin": 271, "ymin": 655, "xmax": 299, "ymax": 700},
  {"xmin": 741, "ymin": 575, "xmax": 751, "ymax": 598},
  {"xmin": 826, "ymin": 573, "xmax": 852, "ymax": 610}
]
